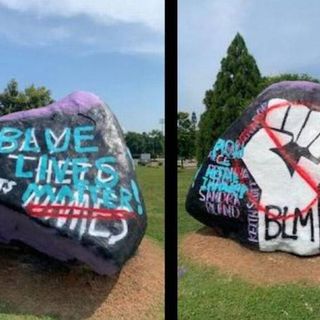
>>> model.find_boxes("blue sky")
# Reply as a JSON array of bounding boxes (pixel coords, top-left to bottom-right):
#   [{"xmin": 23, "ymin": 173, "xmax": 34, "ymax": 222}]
[
  {"xmin": 179, "ymin": 0, "xmax": 320, "ymax": 117},
  {"xmin": 0, "ymin": 0, "xmax": 164, "ymax": 133}
]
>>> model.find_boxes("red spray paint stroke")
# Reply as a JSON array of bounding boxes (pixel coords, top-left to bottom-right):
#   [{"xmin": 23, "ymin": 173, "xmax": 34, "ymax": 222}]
[
  {"xmin": 238, "ymin": 101, "xmax": 289, "ymax": 145},
  {"xmin": 25, "ymin": 203, "xmax": 137, "ymax": 221},
  {"xmin": 239, "ymin": 100, "xmax": 320, "ymax": 221}
]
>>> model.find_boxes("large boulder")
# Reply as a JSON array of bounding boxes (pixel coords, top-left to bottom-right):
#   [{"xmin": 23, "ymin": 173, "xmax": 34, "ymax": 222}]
[
  {"xmin": 186, "ymin": 81, "xmax": 320, "ymax": 256},
  {"xmin": 0, "ymin": 91, "xmax": 147, "ymax": 275}
]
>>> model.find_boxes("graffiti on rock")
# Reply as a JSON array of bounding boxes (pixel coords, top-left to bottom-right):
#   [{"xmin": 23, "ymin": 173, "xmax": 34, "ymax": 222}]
[
  {"xmin": 0, "ymin": 177, "xmax": 16, "ymax": 194},
  {"xmin": 0, "ymin": 125, "xmax": 143, "ymax": 244},
  {"xmin": 242, "ymin": 99, "xmax": 320, "ymax": 254},
  {"xmin": 187, "ymin": 91, "xmax": 320, "ymax": 256}
]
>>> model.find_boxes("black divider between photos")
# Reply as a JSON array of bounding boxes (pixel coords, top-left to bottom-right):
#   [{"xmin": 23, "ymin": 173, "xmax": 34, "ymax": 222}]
[{"xmin": 165, "ymin": 0, "xmax": 178, "ymax": 318}]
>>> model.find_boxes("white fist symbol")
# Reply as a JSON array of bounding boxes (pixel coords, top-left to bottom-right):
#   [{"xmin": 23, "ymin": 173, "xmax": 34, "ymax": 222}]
[{"xmin": 243, "ymin": 98, "xmax": 320, "ymax": 212}]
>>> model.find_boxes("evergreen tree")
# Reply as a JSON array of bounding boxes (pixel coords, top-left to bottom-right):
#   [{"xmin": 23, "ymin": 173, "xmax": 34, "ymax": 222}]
[{"xmin": 197, "ymin": 33, "xmax": 261, "ymax": 163}]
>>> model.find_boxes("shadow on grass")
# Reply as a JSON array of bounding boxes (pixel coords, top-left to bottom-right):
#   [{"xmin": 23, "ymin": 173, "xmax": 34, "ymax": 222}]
[{"xmin": 0, "ymin": 244, "xmax": 119, "ymax": 320}]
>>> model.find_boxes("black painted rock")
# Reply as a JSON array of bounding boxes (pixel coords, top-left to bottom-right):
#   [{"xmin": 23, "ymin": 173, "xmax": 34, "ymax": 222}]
[
  {"xmin": 186, "ymin": 81, "xmax": 320, "ymax": 256},
  {"xmin": 0, "ymin": 91, "xmax": 146, "ymax": 274}
]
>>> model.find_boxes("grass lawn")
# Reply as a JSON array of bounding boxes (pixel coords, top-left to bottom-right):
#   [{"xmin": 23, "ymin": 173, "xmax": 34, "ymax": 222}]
[
  {"xmin": 178, "ymin": 168, "xmax": 320, "ymax": 320},
  {"xmin": 0, "ymin": 166, "xmax": 164, "ymax": 320},
  {"xmin": 0, "ymin": 303, "xmax": 57, "ymax": 320},
  {"xmin": 178, "ymin": 168, "xmax": 202, "ymax": 236},
  {"xmin": 136, "ymin": 166, "xmax": 164, "ymax": 244}
]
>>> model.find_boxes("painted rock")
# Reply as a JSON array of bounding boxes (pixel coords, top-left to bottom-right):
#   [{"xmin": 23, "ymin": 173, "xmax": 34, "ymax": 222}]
[
  {"xmin": 186, "ymin": 81, "xmax": 320, "ymax": 256},
  {"xmin": 0, "ymin": 91, "xmax": 146, "ymax": 274}
]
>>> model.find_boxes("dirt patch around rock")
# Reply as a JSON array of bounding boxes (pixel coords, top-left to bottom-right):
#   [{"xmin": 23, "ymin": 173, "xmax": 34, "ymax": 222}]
[
  {"xmin": 181, "ymin": 227, "xmax": 320, "ymax": 285},
  {"xmin": 0, "ymin": 238, "xmax": 164, "ymax": 320}
]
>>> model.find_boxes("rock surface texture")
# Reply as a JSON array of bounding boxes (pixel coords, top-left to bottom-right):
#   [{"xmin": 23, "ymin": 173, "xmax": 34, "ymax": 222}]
[
  {"xmin": 186, "ymin": 81, "xmax": 320, "ymax": 256},
  {"xmin": 0, "ymin": 91, "xmax": 146, "ymax": 275}
]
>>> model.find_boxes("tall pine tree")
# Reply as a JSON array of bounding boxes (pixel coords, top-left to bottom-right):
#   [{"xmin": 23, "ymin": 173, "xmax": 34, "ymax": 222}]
[{"xmin": 197, "ymin": 33, "xmax": 261, "ymax": 162}]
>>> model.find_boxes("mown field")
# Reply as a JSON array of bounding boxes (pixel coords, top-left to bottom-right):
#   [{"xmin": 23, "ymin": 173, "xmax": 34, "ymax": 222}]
[
  {"xmin": 136, "ymin": 166, "xmax": 164, "ymax": 244},
  {"xmin": 178, "ymin": 168, "xmax": 320, "ymax": 320},
  {"xmin": 0, "ymin": 166, "xmax": 164, "ymax": 320}
]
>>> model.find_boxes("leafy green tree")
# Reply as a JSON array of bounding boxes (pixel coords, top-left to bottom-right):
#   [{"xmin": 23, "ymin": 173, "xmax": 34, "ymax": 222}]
[
  {"xmin": 178, "ymin": 111, "xmax": 196, "ymax": 167},
  {"xmin": 125, "ymin": 131, "xmax": 145, "ymax": 156},
  {"xmin": 149, "ymin": 129, "xmax": 164, "ymax": 158},
  {"xmin": 141, "ymin": 132, "xmax": 152, "ymax": 155},
  {"xmin": 0, "ymin": 79, "xmax": 54, "ymax": 116},
  {"xmin": 125, "ymin": 130, "xmax": 164, "ymax": 158},
  {"xmin": 197, "ymin": 33, "xmax": 262, "ymax": 163}
]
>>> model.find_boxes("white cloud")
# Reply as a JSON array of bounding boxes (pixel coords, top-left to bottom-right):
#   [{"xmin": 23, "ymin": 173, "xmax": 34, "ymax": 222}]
[
  {"xmin": 0, "ymin": 0, "xmax": 164, "ymax": 32},
  {"xmin": 0, "ymin": 14, "xmax": 72, "ymax": 46},
  {"xmin": 0, "ymin": 1, "xmax": 164, "ymax": 55},
  {"xmin": 0, "ymin": 0, "xmax": 164, "ymax": 33}
]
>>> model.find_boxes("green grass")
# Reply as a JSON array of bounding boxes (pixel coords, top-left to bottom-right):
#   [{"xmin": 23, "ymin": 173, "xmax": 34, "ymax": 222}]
[
  {"xmin": 178, "ymin": 168, "xmax": 320, "ymax": 320},
  {"xmin": 136, "ymin": 166, "xmax": 164, "ymax": 244},
  {"xmin": 0, "ymin": 315, "xmax": 55, "ymax": 320},
  {"xmin": 0, "ymin": 316, "xmax": 55, "ymax": 320},
  {"xmin": 178, "ymin": 168, "xmax": 202, "ymax": 236},
  {"xmin": 0, "ymin": 302, "xmax": 56, "ymax": 320},
  {"xmin": 179, "ymin": 257, "xmax": 320, "ymax": 320}
]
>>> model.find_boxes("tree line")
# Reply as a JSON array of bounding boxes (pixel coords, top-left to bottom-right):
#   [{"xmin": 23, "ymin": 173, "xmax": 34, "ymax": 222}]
[
  {"xmin": 178, "ymin": 33, "xmax": 320, "ymax": 164},
  {"xmin": 125, "ymin": 130, "xmax": 164, "ymax": 158}
]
